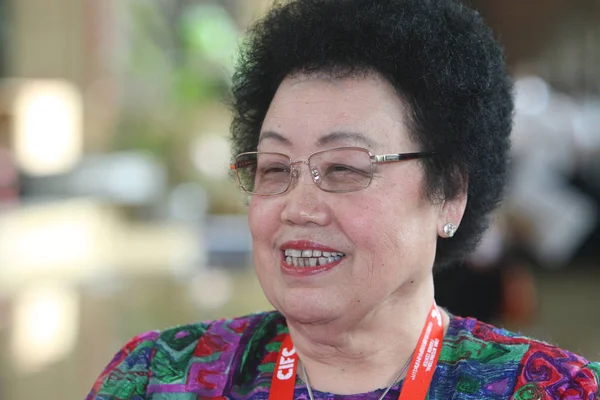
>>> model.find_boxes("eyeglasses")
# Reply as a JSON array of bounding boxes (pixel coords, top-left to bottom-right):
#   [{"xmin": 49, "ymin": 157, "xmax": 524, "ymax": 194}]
[{"xmin": 230, "ymin": 147, "xmax": 435, "ymax": 196}]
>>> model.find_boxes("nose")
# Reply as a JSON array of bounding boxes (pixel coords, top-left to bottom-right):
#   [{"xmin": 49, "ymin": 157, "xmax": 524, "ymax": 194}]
[{"xmin": 280, "ymin": 162, "xmax": 331, "ymax": 226}]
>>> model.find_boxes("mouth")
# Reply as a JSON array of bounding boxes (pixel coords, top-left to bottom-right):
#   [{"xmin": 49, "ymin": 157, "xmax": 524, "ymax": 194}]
[
  {"xmin": 279, "ymin": 241, "xmax": 346, "ymax": 274},
  {"xmin": 283, "ymin": 248, "xmax": 345, "ymax": 267}
]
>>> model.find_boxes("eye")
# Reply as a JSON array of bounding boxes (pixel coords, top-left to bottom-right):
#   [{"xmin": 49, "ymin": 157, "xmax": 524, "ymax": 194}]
[
  {"xmin": 325, "ymin": 164, "xmax": 370, "ymax": 176},
  {"xmin": 265, "ymin": 166, "xmax": 289, "ymax": 173},
  {"xmin": 259, "ymin": 164, "xmax": 290, "ymax": 175},
  {"xmin": 330, "ymin": 165, "xmax": 351, "ymax": 172}
]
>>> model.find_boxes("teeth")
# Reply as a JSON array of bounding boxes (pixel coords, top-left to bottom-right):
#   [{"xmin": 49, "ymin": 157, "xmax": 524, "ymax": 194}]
[
  {"xmin": 285, "ymin": 256, "xmax": 344, "ymax": 267},
  {"xmin": 283, "ymin": 248, "xmax": 345, "ymax": 268},
  {"xmin": 283, "ymin": 249, "xmax": 345, "ymax": 257}
]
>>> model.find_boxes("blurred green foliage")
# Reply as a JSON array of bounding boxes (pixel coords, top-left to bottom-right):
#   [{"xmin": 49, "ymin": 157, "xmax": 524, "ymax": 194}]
[{"xmin": 112, "ymin": 1, "xmax": 239, "ymax": 181}]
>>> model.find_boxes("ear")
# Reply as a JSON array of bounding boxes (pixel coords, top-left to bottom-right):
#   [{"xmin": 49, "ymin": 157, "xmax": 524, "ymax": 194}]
[{"xmin": 437, "ymin": 182, "xmax": 468, "ymax": 238}]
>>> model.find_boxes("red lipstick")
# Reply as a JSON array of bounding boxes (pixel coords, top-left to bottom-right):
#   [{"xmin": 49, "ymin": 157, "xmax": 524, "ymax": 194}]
[
  {"xmin": 279, "ymin": 240, "xmax": 344, "ymax": 276},
  {"xmin": 279, "ymin": 240, "xmax": 340, "ymax": 252}
]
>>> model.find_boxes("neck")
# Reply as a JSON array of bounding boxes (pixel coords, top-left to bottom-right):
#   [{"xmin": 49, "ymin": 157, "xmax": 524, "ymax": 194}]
[{"xmin": 286, "ymin": 278, "xmax": 448, "ymax": 395}]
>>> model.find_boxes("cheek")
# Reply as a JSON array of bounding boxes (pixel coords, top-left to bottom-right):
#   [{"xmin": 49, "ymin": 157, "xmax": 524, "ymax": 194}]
[
  {"xmin": 342, "ymin": 187, "xmax": 437, "ymax": 261},
  {"xmin": 248, "ymin": 199, "xmax": 277, "ymax": 246},
  {"xmin": 248, "ymin": 196, "xmax": 281, "ymax": 257},
  {"xmin": 340, "ymin": 198, "xmax": 399, "ymax": 254}
]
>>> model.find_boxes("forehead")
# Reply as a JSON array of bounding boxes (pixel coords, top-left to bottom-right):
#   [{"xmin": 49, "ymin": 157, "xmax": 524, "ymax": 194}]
[{"xmin": 259, "ymin": 73, "xmax": 412, "ymax": 152}]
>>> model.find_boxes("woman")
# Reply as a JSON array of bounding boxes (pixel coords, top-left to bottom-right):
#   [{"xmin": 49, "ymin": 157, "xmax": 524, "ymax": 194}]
[{"xmin": 87, "ymin": 0, "xmax": 600, "ymax": 399}]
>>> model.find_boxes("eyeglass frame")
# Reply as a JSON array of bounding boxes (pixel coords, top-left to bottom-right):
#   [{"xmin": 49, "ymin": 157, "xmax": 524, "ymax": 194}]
[{"xmin": 230, "ymin": 146, "xmax": 436, "ymax": 196}]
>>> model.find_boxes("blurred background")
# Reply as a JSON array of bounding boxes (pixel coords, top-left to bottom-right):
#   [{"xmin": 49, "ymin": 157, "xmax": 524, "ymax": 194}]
[{"xmin": 0, "ymin": 0, "xmax": 598, "ymax": 398}]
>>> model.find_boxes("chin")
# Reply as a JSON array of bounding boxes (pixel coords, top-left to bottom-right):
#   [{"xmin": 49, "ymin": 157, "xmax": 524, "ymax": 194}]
[{"xmin": 273, "ymin": 289, "xmax": 345, "ymax": 326}]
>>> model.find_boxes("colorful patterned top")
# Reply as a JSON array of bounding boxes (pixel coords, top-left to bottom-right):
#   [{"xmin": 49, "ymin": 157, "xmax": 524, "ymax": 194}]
[{"xmin": 87, "ymin": 311, "xmax": 600, "ymax": 399}]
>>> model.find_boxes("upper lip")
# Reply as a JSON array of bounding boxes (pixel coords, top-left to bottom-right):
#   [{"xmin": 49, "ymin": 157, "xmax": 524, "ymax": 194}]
[{"xmin": 280, "ymin": 240, "xmax": 344, "ymax": 253}]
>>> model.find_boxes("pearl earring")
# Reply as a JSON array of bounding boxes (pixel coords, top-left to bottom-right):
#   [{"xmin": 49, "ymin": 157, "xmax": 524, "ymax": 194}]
[{"xmin": 443, "ymin": 223, "xmax": 457, "ymax": 238}]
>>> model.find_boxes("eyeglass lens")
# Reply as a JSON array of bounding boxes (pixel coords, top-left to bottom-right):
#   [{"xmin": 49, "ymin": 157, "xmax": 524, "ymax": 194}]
[{"xmin": 234, "ymin": 148, "xmax": 374, "ymax": 195}]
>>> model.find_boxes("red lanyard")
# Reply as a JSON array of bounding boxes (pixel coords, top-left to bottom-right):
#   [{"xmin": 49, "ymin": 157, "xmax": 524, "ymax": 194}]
[{"xmin": 269, "ymin": 302, "xmax": 444, "ymax": 400}]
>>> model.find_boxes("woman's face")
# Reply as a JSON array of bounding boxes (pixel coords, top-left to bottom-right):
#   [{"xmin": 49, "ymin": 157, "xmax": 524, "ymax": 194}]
[{"xmin": 249, "ymin": 73, "xmax": 462, "ymax": 325}]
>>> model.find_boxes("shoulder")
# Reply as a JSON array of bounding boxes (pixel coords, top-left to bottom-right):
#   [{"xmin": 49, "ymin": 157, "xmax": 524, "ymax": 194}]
[
  {"xmin": 86, "ymin": 310, "xmax": 283, "ymax": 399},
  {"xmin": 511, "ymin": 335, "xmax": 600, "ymax": 399},
  {"xmin": 86, "ymin": 330, "xmax": 160, "ymax": 400},
  {"xmin": 443, "ymin": 316, "xmax": 600, "ymax": 399}
]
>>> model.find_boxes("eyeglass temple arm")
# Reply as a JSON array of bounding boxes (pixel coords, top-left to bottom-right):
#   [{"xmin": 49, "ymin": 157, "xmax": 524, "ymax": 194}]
[
  {"xmin": 229, "ymin": 152, "xmax": 436, "ymax": 168},
  {"xmin": 230, "ymin": 159, "xmax": 256, "ymax": 170},
  {"xmin": 373, "ymin": 152, "xmax": 436, "ymax": 163}
]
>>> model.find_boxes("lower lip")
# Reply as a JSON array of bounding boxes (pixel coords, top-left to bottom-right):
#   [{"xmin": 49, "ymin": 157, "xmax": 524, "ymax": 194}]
[{"xmin": 280, "ymin": 256, "xmax": 343, "ymax": 276}]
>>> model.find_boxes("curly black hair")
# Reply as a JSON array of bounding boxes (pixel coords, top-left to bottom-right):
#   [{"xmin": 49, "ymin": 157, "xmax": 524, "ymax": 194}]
[{"xmin": 230, "ymin": 0, "xmax": 514, "ymax": 267}]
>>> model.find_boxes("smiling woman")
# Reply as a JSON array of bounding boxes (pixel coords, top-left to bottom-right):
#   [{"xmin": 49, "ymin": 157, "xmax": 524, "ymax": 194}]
[
  {"xmin": 247, "ymin": 75, "xmax": 450, "ymax": 339},
  {"xmin": 86, "ymin": 0, "xmax": 600, "ymax": 399}
]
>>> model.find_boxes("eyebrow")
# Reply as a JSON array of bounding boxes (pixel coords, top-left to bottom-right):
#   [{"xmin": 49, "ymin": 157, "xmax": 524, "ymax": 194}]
[
  {"xmin": 316, "ymin": 131, "xmax": 376, "ymax": 149},
  {"xmin": 258, "ymin": 130, "xmax": 377, "ymax": 149},
  {"xmin": 258, "ymin": 131, "xmax": 291, "ymax": 145}
]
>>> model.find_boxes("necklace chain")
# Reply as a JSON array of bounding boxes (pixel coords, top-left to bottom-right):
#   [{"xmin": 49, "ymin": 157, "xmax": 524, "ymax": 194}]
[{"xmin": 301, "ymin": 352, "xmax": 414, "ymax": 400}]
